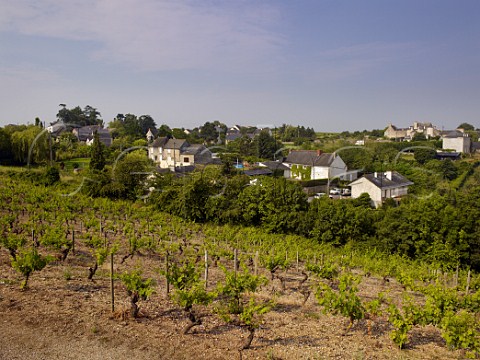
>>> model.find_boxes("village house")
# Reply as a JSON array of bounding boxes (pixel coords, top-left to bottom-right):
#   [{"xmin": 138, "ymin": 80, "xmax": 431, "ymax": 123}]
[
  {"xmin": 147, "ymin": 136, "xmax": 213, "ymax": 171},
  {"xmin": 72, "ymin": 125, "xmax": 112, "ymax": 147},
  {"xmin": 442, "ymin": 130, "xmax": 471, "ymax": 154},
  {"xmin": 283, "ymin": 150, "xmax": 352, "ymax": 181},
  {"xmin": 349, "ymin": 171, "xmax": 413, "ymax": 207}
]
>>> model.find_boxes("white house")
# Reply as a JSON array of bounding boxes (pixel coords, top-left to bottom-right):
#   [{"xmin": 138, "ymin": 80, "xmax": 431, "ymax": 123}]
[
  {"xmin": 283, "ymin": 150, "xmax": 351, "ymax": 181},
  {"xmin": 349, "ymin": 171, "xmax": 413, "ymax": 207},
  {"xmin": 148, "ymin": 136, "xmax": 213, "ymax": 170},
  {"xmin": 442, "ymin": 131, "xmax": 471, "ymax": 154}
]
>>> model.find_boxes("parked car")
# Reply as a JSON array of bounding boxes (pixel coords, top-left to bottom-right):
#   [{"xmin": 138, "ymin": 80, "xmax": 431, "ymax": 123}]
[
  {"xmin": 329, "ymin": 188, "xmax": 341, "ymax": 195},
  {"xmin": 314, "ymin": 192, "xmax": 326, "ymax": 198},
  {"xmin": 341, "ymin": 188, "xmax": 351, "ymax": 196}
]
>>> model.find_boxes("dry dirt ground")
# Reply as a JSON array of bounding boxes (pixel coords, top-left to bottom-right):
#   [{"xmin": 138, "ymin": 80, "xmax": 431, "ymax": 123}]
[{"xmin": 0, "ymin": 246, "xmax": 467, "ymax": 360}]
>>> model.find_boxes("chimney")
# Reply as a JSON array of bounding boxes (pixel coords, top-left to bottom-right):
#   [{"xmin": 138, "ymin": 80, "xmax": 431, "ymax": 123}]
[
  {"xmin": 385, "ymin": 171, "xmax": 393, "ymax": 180},
  {"xmin": 316, "ymin": 149, "xmax": 322, "ymax": 156}
]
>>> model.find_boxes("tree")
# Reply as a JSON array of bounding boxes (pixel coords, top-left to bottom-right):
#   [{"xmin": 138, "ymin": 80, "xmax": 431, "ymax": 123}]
[
  {"xmin": 458, "ymin": 122, "xmax": 475, "ymax": 131},
  {"xmin": 412, "ymin": 133, "xmax": 427, "ymax": 141},
  {"xmin": 56, "ymin": 105, "xmax": 102, "ymax": 127},
  {"xmin": 227, "ymin": 136, "xmax": 255, "ymax": 156},
  {"xmin": 89, "ymin": 131, "xmax": 106, "ymax": 171},
  {"xmin": 439, "ymin": 159, "xmax": 458, "ymax": 180},
  {"xmin": 108, "ymin": 113, "xmax": 149, "ymax": 140},
  {"xmin": 10, "ymin": 125, "xmax": 49, "ymax": 165},
  {"xmin": 199, "ymin": 122, "xmax": 218, "ymax": 143},
  {"xmin": 171, "ymin": 128, "xmax": 187, "ymax": 139},
  {"xmin": 123, "ymin": 114, "xmax": 142, "ymax": 138},
  {"xmin": 112, "ymin": 149, "xmax": 153, "ymax": 199},
  {"xmin": 138, "ymin": 115, "xmax": 157, "ymax": 135},
  {"xmin": 255, "ymin": 130, "xmax": 280, "ymax": 160},
  {"xmin": 414, "ymin": 148, "xmax": 436, "ymax": 165},
  {"xmin": 157, "ymin": 124, "xmax": 172, "ymax": 137},
  {"xmin": 0, "ymin": 127, "xmax": 13, "ymax": 164},
  {"xmin": 83, "ymin": 105, "xmax": 103, "ymax": 126}
]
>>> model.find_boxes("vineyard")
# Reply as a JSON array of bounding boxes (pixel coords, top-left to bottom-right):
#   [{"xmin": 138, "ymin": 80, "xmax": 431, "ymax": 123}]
[{"xmin": 1, "ymin": 173, "xmax": 480, "ymax": 359}]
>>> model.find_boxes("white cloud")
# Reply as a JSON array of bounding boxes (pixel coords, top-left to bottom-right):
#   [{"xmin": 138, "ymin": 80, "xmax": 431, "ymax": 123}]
[{"xmin": 0, "ymin": 0, "xmax": 284, "ymax": 72}]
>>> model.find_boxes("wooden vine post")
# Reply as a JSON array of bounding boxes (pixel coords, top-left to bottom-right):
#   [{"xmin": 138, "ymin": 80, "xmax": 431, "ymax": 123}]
[
  {"xmin": 72, "ymin": 229, "xmax": 75, "ymax": 255},
  {"xmin": 110, "ymin": 251, "xmax": 115, "ymax": 312},
  {"xmin": 465, "ymin": 269, "xmax": 471, "ymax": 295},
  {"xmin": 254, "ymin": 250, "xmax": 259, "ymax": 276},
  {"xmin": 296, "ymin": 249, "xmax": 299, "ymax": 272},
  {"xmin": 454, "ymin": 264, "xmax": 459, "ymax": 288},
  {"xmin": 204, "ymin": 249, "xmax": 208, "ymax": 289},
  {"xmin": 165, "ymin": 251, "xmax": 170, "ymax": 295},
  {"xmin": 234, "ymin": 248, "xmax": 238, "ymax": 277}
]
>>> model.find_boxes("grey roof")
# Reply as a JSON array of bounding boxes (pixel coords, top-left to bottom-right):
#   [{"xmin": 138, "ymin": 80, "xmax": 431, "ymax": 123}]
[
  {"xmin": 74, "ymin": 126, "xmax": 112, "ymax": 146},
  {"xmin": 244, "ymin": 168, "xmax": 273, "ymax": 176},
  {"xmin": 150, "ymin": 136, "xmax": 169, "ymax": 148},
  {"xmin": 182, "ymin": 144, "xmax": 205, "ymax": 155},
  {"xmin": 442, "ymin": 130, "xmax": 465, "ymax": 138},
  {"xmin": 285, "ymin": 150, "xmax": 335, "ymax": 167},
  {"xmin": 226, "ymin": 133, "xmax": 242, "ymax": 141},
  {"xmin": 436, "ymin": 152, "xmax": 461, "ymax": 159},
  {"xmin": 74, "ymin": 125, "xmax": 103, "ymax": 141},
  {"xmin": 259, "ymin": 161, "xmax": 290, "ymax": 171},
  {"xmin": 181, "ymin": 144, "xmax": 215, "ymax": 164},
  {"xmin": 352, "ymin": 171, "xmax": 413, "ymax": 190},
  {"xmin": 164, "ymin": 138, "xmax": 188, "ymax": 149},
  {"xmin": 387, "ymin": 124, "xmax": 408, "ymax": 131}
]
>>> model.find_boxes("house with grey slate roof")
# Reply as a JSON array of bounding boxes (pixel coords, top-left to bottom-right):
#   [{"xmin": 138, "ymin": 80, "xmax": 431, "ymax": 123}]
[
  {"xmin": 283, "ymin": 150, "xmax": 349, "ymax": 181},
  {"xmin": 349, "ymin": 171, "xmax": 413, "ymax": 207},
  {"xmin": 147, "ymin": 136, "xmax": 215, "ymax": 170},
  {"xmin": 73, "ymin": 125, "xmax": 112, "ymax": 147},
  {"xmin": 441, "ymin": 130, "xmax": 471, "ymax": 154}
]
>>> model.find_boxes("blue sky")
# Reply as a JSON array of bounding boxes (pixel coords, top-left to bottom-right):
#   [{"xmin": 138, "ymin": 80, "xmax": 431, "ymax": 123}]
[{"xmin": 1, "ymin": 0, "xmax": 479, "ymax": 132}]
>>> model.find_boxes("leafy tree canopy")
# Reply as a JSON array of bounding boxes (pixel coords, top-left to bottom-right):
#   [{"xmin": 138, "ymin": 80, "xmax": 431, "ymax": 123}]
[
  {"xmin": 457, "ymin": 122, "xmax": 475, "ymax": 131},
  {"xmin": 57, "ymin": 105, "xmax": 103, "ymax": 127}
]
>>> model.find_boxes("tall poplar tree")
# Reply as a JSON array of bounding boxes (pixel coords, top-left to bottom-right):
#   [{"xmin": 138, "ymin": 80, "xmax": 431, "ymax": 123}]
[{"xmin": 89, "ymin": 131, "xmax": 106, "ymax": 171}]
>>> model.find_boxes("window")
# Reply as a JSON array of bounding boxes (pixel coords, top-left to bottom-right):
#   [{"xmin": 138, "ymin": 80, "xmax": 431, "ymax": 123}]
[
  {"xmin": 183, "ymin": 157, "xmax": 189, "ymax": 163},
  {"xmin": 154, "ymin": 155, "xmax": 158, "ymax": 161}
]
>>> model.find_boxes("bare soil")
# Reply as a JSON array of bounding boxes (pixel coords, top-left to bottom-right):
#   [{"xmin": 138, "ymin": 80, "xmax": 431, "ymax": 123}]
[{"xmin": 0, "ymin": 246, "xmax": 465, "ymax": 360}]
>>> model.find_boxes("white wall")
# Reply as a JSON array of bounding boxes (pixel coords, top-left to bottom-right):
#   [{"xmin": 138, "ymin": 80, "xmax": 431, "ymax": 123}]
[
  {"xmin": 330, "ymin": 156, "xmax": 348, "ymax": 179},
  {"xmin": 350, "ymin": 178, "xmax": 382, "ymax": 206},
  {"xmin": 312, "ymin": 166, "xmax": 329, "ymax": 180},
  {"xmin": 443, "ymin": 137, "xmax": 471, "ymax": 153}
]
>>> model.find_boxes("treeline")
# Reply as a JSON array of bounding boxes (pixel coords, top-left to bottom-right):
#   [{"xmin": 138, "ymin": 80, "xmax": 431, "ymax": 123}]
[{"xmin": 1, "ymin": 104, "xmax": 319, "ymax": 165}]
